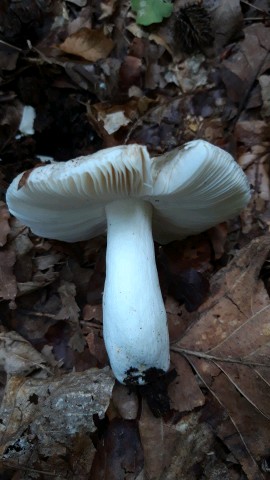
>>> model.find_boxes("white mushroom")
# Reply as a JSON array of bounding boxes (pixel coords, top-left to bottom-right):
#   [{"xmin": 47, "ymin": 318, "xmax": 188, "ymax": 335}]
[{"xmin": 6, "ymin": 140, "xmax": 250, "ymax": 384}]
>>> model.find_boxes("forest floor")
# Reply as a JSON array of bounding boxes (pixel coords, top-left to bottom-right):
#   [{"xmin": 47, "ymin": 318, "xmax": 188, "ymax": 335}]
[{"xmin": 0, "ymin": 1, "xmax": 270, "ymax": 479}]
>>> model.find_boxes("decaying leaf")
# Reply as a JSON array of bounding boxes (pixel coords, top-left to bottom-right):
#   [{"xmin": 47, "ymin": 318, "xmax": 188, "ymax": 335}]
[
  {"xmin": 259, "ymin": 74, "xmax": 270, "ymax": 118},
  {"xmin": 172, "ymin": 235, "xmax": 270, "ymax": 476},
  {"xmin": 0, "ymin": 248, "xmax": 17, "ymax": 302},
  {"xmin": 0, "ymin": 1, "xmax": 269, "ymax": 477},
  {"xmin": 139, "ymin": 400, "xmax": 216, "ymax": 480},
  {"xmin": 90, "ymin": 418, "xmax": 144, "ymax": 479},
  {"xmin": 0, "ymin": 367, "xmax": 114, "ymax": 474},
  {"xmin": 0, "ymin": 202, "xmax": 10, "ymax": 247},
  {"xmin": 56, "ymin": 280, "xmax": 86, "ymax": 352},
  {"xmin": 59, "ymin": 27, "xmax": 115, "ymax": 62},
  {"xmin": 112, "ymin": 383, "xmax": 139, "ymax": 420},
  {"xmin": 168, "ymin": 353, "xmax": 205, "ymax": 412},
  {"xmin": 0, "ymin": 329, "xmax": 49, "ymax": 375},
  {"xmin": 208, "ymin": 0, "xmax": 243, "ymax": 50},
  {"xmin": 221, "ymin": 24, "xmax": 270, "ymax": 104}
]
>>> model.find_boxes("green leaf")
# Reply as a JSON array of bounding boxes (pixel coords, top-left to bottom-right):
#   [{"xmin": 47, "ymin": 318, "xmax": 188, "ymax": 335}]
[{"xmin": 131, "ymin": 0, "xmax": 173, "ymax": 26}]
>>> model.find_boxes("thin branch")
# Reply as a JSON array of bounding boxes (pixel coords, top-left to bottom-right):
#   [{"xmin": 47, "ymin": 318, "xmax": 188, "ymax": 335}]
[
  {"xmin": 0, "ymin": 39, "xmax": 23, "ymax": 52},
  {"xmin": 171, "ymin": 346, "xmax": 270, "ymax": 368},
  {"xmin": 3, "ymin": 462, "xmax": 57, "ymax": 476},
  {"xmin": 240, "ymin": 0, "xmax": 270, "ymax": 15}
]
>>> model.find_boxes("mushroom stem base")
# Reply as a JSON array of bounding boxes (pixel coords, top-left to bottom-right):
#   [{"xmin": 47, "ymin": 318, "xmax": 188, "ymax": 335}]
[{"xmin": 103, "ymin": 198, "xmax": 170, "ymax": 384}]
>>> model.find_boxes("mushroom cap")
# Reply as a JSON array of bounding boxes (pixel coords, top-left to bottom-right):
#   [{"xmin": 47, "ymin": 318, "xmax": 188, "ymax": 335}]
[{"xmin": 6, "ymin": 140, "xmax": 250, "ymax": 244}]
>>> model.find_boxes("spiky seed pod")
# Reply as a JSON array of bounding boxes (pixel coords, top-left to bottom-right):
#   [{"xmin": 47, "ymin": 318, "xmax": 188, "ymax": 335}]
[{"xmin": 175, "ymin": 2, "xmax": 214, "ymax": 54}]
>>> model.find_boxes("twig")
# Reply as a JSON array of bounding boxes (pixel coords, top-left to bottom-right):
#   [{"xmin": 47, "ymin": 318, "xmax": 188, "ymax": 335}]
[
  {"xmin": 171, "ymin": 346, "xmax": 270, "ymax": 368},
  {"xmin": 240, "ymin": 0, "xmax": 270, "ymax": 15},
  {"xmin": 3, "ymin": 461, "xmax": 58, "ymax": 476},
  {"xmin": 0, "ymin": 39, "xmax": 23, "ymax": 52}
]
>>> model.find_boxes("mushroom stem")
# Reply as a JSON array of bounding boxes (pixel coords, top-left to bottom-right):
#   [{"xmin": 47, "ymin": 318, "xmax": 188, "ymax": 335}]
[{"xmin": 103, "ymin": 198, "xmax": 170, "ymax": 384}]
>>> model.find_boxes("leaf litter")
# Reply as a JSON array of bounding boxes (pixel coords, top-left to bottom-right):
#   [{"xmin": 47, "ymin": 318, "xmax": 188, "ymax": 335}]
[{"xmin": 0, "ymin": 0, "xmax": 270, "ymax": 478}]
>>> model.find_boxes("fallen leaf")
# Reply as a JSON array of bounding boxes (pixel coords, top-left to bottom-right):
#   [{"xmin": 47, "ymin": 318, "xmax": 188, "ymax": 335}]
[
  {"xmin": 66, "ymin": 0, "xmax": 87, "ymax": 5},
  {"xmin": 112, "ymin": 383, "xmax": 139, "ymax": 420},
  {"xmin": 0, "ymin": 329, "xmax": 49, "ymax": 375},
  {"xmin": 55, "ymin": 280, "xmax": 85, "ymax": 352},
  {"xmin": 94, "ymin": 103, "xmax": 132, "ymax": 134},
  {"xmin": 16, "ymin": 268, "xmax": 59, "ymax": 296},
  {"xmin": 90, "ymin": 418, "xmax": 144, "ymax": 479},
  {"xmin": 221, "ymin": 24, "xmax": 270, "ymax": 104},
  {"xmin": 59, "ymin": 27, "xmax": 115, "ymax": 62},
  {"xmin": 259, "ymin": 74, "xmax": 270, "ymax": 118},
  {"xmin": 168, "ymin": 353, "xmax": 205, "ymax": 412},
  {"xmin": 139, "ymin": 400, "xmax": 215, "ymax": 480},
  {"xmin": 166, "ymin": 54, "xmax": 209, "ymax": 93},
  {"xmin": 208, "ymin": 0, "xmax": 243, "ymax": 50},
  {"xmin": 119, "ymin": 55, "xmax": 143, "ymax": 91},
  {"xmin": 172, "ymin": 235, "xmax": 270, "ymax": 476},
  {"xmin": 99, "ymin": 0, "xmax": 118, "ymax": 20},
  {"xmin": 0, "ymin": 367, "xmax": 114, "ymax": 475},
  {"xmin": 0, "ymin": 248, "xmax": 17, "ymax": 302},
  {"xmin": 86, "ymin": 331, "xmax": 108, "ymax": 365},
  {"xmin": 0, "ymin": 202, "xmax": 11, "ymax": 247},
  {"xmin": 0, "ymin": 42, "xmax": 20, "ymax": 71},
  {"xmin": 208, "ymin": 223, "xmax": 228, "ymax": 260},
  {"xmin": 139, "ymin": 399, "xmax": 168, "ymax": 479}
]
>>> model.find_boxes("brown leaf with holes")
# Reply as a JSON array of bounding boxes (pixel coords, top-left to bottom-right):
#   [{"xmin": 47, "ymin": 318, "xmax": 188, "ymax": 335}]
[{"xmin": 59, "ymin": 28, "xmax": 115, "ymax": 62}]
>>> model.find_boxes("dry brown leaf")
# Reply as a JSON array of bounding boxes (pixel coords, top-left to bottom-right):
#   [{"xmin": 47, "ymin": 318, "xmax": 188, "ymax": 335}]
[
  {"xmin": 208, "ymin": 223, "xmax": 228, "ymax": 260},
  {"xmin": 55, "ymin": 280, "xmax": 86, "ymax": 352},
  {"xmin": 86, "ymin": 330, "xmax": 108, "ymax": 365},
  {"xmin": 0, "ymin": 248, "xmax": 17, "ymax": 302},
  {"xmin": 0, "ymin": 329, "xmax": 49, "ymax": 375},
  {"xmin": 0, "ymin": 202, "xmax": 10, "ymax": 247},
  {"xmin": 138, "ymin": 399, "xmax": 174, "ymax": 480},
  {"xmin": 16, "ymin": 268, "xmax": 59, "ymax": 296},
  {"xmin": 208, "ymin": 0, "xmax": 243, "ymax": 50},
  {"xmin": 90, "ymin": 418, "xmax": 144, "ymax": 479},
  {"xmin": 172, "ymin": 235, "xmax": 270, "ymax": 477},
  {"xmin": 139, "ymin": 400, "xmax": 216, "ymax": 480},
  {"xmin": 259, "ymin": 74, "xmax": 270, "ymax": 118},
  {"xmin": 168, "ymin": 353, "xmax": 205, "ymax": 412},
  {"xmin": 99, "ymin": 0, "xmax": 118, "ymax": 20},
  {"xmin": 189, "ymin": 357, "xmax": 267, "ymax": 480},
  {"xmin": 221, "ymin": 24, "xmax": 270, "ymax": 104},
  {"xmin": 112, "ymin": 383, "xmax": 139, "ymax": 420},
  {"xmin": 59, "ymin": 27, "xmax": 115, "ymax": 62}
]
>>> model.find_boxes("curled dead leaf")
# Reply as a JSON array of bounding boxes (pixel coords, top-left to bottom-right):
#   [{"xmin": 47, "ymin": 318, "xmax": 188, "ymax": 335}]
[
  {"xmin": 0, "ymin": 329, "xmax": 49, "ymax": 375},
  {"xmin": 59, "ymin": 27, "xmax": 115, "ymax": 62}
]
